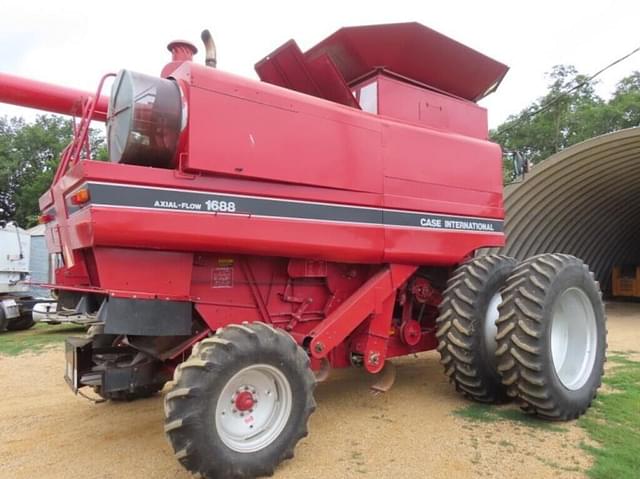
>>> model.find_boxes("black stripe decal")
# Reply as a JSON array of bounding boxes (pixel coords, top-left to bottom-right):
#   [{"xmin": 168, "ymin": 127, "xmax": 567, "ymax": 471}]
[{"xmin": 84, "ymin": 182, "xmax": 503, "ymax": 233}]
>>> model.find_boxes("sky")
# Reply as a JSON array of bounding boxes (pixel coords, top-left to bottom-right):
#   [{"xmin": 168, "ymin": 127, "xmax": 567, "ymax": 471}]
[{"xmin": 1, "ymin": 0, "xmax": 639, "ymax": 129}]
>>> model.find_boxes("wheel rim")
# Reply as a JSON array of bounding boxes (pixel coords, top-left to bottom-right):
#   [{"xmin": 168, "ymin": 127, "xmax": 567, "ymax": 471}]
[
  {"xmin": 550, "ymin": 287, "xmax": 597, "ymax": 390},
  {"xmin": 483, "ymin": 292, "xmax": 502, "ymax": 368},
  {"xmin": 215, "ymin": 364, "xmax": 292, "ymax": 453}
]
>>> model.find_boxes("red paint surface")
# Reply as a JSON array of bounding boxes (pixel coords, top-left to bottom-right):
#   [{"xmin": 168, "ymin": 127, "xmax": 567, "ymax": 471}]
[
  {"xmin": 235, "ymin": 391, "xmax": 255, "ymax": 411},
  {"xmin": 0, "ymin": 72, "xmax": 109, "ymax": 121},
  {"xmin": 3, "ymin": 22, "xmax": 508, "ymax": 368}
]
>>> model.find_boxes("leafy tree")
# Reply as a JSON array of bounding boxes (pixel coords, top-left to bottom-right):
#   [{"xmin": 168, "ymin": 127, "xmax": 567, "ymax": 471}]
[
  {"xmin": 0, "ymin": 115, "xmax": 105, "ymax": 227},
  {"xmin": 492, "ymin": 67, "xmax": 640, "ymax": 182},
  {"xmin": 609, "ymin": 71, "xmax": 640, "ymax": 130}
]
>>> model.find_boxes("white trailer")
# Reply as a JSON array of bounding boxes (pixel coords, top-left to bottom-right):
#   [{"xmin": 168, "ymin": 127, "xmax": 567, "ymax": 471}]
[{"xmin": 0, "ymin": 222, "xmax": 53, "ymax": 331}]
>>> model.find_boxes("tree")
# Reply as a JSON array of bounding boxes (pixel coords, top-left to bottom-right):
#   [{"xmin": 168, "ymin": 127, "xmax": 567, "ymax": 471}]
[
  {"xmin": 609, "ymin": 71, "xmax": 640, "ymax": 130},
  {"xmin": 491, "ymin": 67, "xmax": 640, "ymax": 182},
  {"xmin": 0, "ymin": 114, "xmax": 105, "ymax": 227}
]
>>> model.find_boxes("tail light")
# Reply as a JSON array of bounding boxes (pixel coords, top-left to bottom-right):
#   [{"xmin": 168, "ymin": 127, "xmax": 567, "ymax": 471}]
[
  {"xmin": 70, "ymin": 188, "xmax": 91, "ymax": 205},
  {"xmin": 38, "ymin": 213, "xmax": 54, "ymax": 224}
]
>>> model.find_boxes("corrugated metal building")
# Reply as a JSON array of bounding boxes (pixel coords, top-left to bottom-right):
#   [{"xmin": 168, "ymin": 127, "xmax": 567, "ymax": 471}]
[{"xmin": 493, "ymin": 127, "xmax": 640, "ymax": 293}]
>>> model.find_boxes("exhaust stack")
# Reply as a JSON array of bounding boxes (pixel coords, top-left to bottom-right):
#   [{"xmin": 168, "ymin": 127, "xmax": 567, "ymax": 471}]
[{"xmin": 201, "ymin": 29, "xmax": 217, "ymax": 68}]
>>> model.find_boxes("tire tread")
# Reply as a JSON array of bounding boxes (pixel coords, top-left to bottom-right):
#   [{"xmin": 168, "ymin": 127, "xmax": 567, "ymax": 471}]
[
  {"xmin": 436, "ymin": 254, "xmax": 517, "ymax": 403},
  {"xmin": 496, "ymin": 254, "xmax": 606, "ymax": 420},
  {"xmin": 164, "ymin": 322, "xmax": 316, "ymax": 479}
]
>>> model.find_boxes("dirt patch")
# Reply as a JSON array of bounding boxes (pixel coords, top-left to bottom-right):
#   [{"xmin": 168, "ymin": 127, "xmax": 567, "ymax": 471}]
[
  {"xmin": 605, "ymin": 301, "xmax": 640, "ymax": 360},
  {"xmin": 0, "ymin": 303, "xmax": 637, "ymax": 478}
]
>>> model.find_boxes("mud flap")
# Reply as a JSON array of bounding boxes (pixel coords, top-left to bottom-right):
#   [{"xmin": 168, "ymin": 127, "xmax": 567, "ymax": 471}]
[
  {"xmin": 64, "ymin": 337, "xmax": 93, "ymax": 393},
  {"xmin": 100, "ymin": 297, "xmax": 192, "ymax": 336}
]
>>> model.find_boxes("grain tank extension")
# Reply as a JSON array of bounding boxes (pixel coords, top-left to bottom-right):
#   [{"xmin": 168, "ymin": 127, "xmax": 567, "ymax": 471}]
[{"xmin": 0, "ymin": 23, "xmax": 606, "ymax": 479}]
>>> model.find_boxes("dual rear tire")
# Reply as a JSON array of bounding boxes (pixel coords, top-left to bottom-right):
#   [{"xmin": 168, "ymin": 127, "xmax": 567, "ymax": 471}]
[
  {"xmin": 437, "ymin": 253, "xmax": 606, "ymax": 420},
  {"xmin": 436, "ymin": 254, "xmax": 517, "ymax": 403},
  {"xmin": 497, "ymin": 254, "xmax": 606, "ymax": 419}
]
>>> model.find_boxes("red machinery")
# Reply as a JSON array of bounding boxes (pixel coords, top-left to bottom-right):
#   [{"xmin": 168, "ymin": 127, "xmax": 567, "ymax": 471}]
[{"xmin": 0, "ymin": 22, "xmax": 606, "ymax": 479}]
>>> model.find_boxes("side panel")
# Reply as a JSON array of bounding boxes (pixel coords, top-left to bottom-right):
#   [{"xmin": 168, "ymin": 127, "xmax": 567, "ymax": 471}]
[
  {"xmin": 92, "ymin": 247, "xmax": 193, "ymax": 298},
  {"xmin": 383, "ymin": 227, "xmax": 504, "ymax": 264},
  {"xmin": 377, "ymin": 75, "xmax": 488, "ymax": 139},
  {"xmin": 380, "ymin": 115, "xmax": 505, "ymax": 261},
  {"xmin": 186, "ymin": 69, "xmax": 383, "ymax": 193},
  {"xmin": 85, "ymin": 207, "xmax": 385, "ymax": 264},
  {"xmin": 191, "ymin": 256, "xmax": 371, "ymax": 333},
  {"xmin": 382, "ymin": 122, "xmax": 504, "ymax": 217},
  {"xmin": 61, "ymin": 180, "xmax": 502, "ymax": 266}
]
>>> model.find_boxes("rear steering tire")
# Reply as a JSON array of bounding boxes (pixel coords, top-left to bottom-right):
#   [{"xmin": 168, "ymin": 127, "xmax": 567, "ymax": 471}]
[
  {"xmin": 164, "ymin": 322, "xmax": 316, "ymax": 479},
  {"xmin": 496, "ymin": 254, "xmax": 606, "ymax": 420},
  {"xmin": 436, "ymin": 254, "xmax": 518, "ymax": 403}
]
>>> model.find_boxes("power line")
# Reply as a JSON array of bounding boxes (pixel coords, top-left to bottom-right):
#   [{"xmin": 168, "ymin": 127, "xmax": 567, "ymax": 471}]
[{"xmin": 497, "ymin": 44, "xmax": 640, "ymax": 134}]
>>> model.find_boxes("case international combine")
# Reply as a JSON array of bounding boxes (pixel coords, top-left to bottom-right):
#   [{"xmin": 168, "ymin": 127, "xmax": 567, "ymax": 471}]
[{"xmin": 0, "ymin": 23, "xmax": 606, "ymax": 478}]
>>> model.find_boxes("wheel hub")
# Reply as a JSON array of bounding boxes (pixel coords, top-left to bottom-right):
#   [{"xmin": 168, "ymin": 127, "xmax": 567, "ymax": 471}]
[
  {"xmin": 483, "ymin": 292, "xmax": 502, "ymax": 368},
  {"xmin": 551, "ymin": 287, "xmax": 597, "ymax": 390},
  {"xmin": 215, "ymin": 364, "xmax": 292, "ymax": 453},
  {"xmin": 234, "ymin": 390, "xmax": 256, "ymax": 412}
]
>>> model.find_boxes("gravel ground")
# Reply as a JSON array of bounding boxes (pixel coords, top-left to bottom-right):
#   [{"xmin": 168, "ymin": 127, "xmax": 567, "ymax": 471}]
[{"xmin": 0, "ymin": 302, "xmax": 638, "ymax": 479}]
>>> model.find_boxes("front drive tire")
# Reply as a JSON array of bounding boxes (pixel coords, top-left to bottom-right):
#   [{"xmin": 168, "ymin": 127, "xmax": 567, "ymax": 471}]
[
  {"xmin": 436, "ymin": 254, "xmax": 518, "ymax": 403},
  {"xmin": 496, "ymin": 254, "xmax": 606, "ymax": 420},
  {"xmin": 164, "ymin": 322, "xmax": 316, "ymax": 479}
]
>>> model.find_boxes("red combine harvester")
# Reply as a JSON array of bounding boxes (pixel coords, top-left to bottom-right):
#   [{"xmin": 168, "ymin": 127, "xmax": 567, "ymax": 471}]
[{"xmin": 1, "ymin": 23, "xmax": 606, "ymax": 478}]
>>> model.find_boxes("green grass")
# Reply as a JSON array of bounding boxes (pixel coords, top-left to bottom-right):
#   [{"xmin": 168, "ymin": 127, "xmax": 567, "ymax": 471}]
[
  {"xmin": 578, "ymin": 354, "xmax": 640, "ymax": 479},
  {"xmin": 0, "ymin": 323, "xmax": 84, "ymax": 356},
  {"xmin": 453, "ymin": 354, "xmax": 640, "ymax": 478},
  {"xmin": 454, "ymin": 402, "xmax": 565, "ymax": 431}
]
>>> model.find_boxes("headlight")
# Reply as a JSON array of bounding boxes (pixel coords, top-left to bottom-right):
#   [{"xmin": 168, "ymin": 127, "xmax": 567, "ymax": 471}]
[{"xmin": 107, "ymin": 70, "xmax": 182, "ymax": 168}]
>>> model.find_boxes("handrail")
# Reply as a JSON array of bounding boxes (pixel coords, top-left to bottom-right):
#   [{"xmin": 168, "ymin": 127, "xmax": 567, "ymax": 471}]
[{"xmin": 52, "ymin": 73, "xmax": 116, "ymax": 184}]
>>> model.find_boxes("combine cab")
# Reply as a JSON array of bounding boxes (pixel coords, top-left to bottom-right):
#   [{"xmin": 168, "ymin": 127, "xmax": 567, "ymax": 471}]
[{"xmin": 0, "ymin": 23, "xmax": 606, "ymax": 478}]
